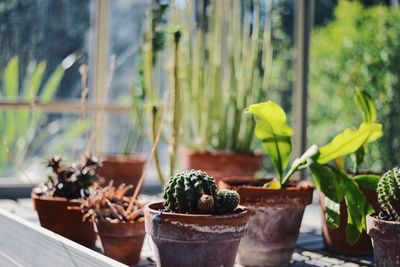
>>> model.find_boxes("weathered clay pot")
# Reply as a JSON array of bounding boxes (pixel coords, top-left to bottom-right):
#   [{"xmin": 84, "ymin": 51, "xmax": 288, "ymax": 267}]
[
  {"xmin": 32, "ymin": 193, "xmax": 96, "ymax": 248},
  {"xmin": 320, "ymin": 187, "xmax": 379, "ymax": 255},
  {"xmin": 97, "ymin": 155, "xmax": 145, "ymax": 188},
  {"xmin": 367, "ymin": 214, "xmax": 400, "ymax": 267},
  {"xmin": 144, "ymin": 202, "xmax": 249, "ymax": 267},
  {"xmin": 183, "ymin": 149, "xmax": 262, "ymax": 182},
  {"xmin": 96, "ymin": 219, "xmax": 145, "ymax": 266},
  {"xmin": 219, "ymin": 177, "xmax": 314, "ymax": 267}
]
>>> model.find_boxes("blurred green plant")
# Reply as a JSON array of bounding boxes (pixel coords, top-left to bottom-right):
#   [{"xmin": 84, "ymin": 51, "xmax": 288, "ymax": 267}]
[
  {"xmin": 0, "ymin": 55, "xmax": 89, "ymax": 174},
  {"xmin": 310, "ymin": 0, "xmax": 400, "ymax": 170},
  {"xmin": 173, "ymin": 0, "xmax": 272, "ymax": 153}
]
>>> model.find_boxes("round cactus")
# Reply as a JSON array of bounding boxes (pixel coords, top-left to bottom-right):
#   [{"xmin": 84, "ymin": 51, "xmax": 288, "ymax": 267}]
[
  {"xmin": 215, "ymin": 189, "xmax": 240, "ymax": 214},
  {"xmin": 377, "ymin": 167, "xmax": 400, "ymax": 221},
  {"xmin": 163, "ymin": 170, "xmax": 217, "ymax": 213}
]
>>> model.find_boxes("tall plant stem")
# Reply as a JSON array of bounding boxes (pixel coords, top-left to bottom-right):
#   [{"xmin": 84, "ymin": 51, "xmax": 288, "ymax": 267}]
[
  {"xmin": 169, "ymin": 30, "xmax": 181, "ymax": 177},
  {"xmin": 152, "ymin": 105, "xmax": 165, "ymax": 184},
  {"xmin": 127, "ymin": 97, "xmax": 167, "ymax": 213}
]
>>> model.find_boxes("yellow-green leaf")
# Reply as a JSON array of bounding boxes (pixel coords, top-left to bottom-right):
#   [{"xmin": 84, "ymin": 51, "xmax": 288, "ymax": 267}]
[
  {"xmin": 3, "ymin": 56, "xmax": 19, "ymax": 98},
  {"xmin": 245, "ymin": 101, "xmax": 293, "ymax": 179},
  {"xmin": 317, "ymin": 123, "xmax": 383, "ymax": 164},
  {"xmin": 355, "ymin": 90, "xmax": 377, "ymax": 123},
  {"xmin": 263, "ymin": 179, "xmax": 281, "ymax": 189}
]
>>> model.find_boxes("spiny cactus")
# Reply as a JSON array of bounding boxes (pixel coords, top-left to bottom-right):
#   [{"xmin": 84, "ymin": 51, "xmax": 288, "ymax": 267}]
[
  {"xmin": 163, "ymin": 170, "xmax": 217, "ymax": 214},
  {"xmin": 377, "ymin": 167, "xmax": 400, "ymax": 221},
  {"xmin": 216, "ymin": 189, "xmax": 240, "ymax": 214},
  {"xmin": 197, "ymin": 194, "xmax": 214, "ymax": 214}
]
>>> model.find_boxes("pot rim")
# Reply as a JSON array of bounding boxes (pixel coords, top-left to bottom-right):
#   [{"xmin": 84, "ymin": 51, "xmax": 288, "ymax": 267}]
[
  {"xmin": 367, "ymin": 213, "xmax": 400, "ymax": 226},
  {"xmin": 220, "ymin": 176, "xmax": 315, "ymax": 191},
  {"xmin": 31, "ymin": 193, "xmax": 82, "ymax": 203},
  {"xmin": 145, "ymin": 202, "xmax": 249, "ymax": 219},
  {"xmin": 99, "ymin": 153, "xmax": 146, "ymax": 163},
  {"xmin": 184, "ymin": 148, "xmax": 262, "ymax": 157}
]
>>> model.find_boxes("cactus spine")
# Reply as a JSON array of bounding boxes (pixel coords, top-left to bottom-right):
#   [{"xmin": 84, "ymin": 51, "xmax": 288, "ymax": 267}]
[
  {"xmin": 163, "ymin": 170, "xmax": 218, "ymax": 213},
  {"xmin": 377, "ymin": 167, "xmax": 400, "ymax": 221}
]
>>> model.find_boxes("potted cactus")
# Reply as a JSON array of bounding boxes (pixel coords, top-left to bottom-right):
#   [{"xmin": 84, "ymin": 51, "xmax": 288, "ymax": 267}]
[
  {"xmin": 144, "ymin": 170, "xmax": 249, "ymax": 267},
  {"xmin": 80, "ymin": 181, "xmax": 145, "ymax": 266},
  {"xmin": 219, "ymin": 100, "xmax": 382, "ymax": 267},
  {"xmin": 31, "ymin": 155, "xmax": 101, "ymax": 248},
  {"xmin": 367, "ymin": 167, "xmax": 400, "ymax": 266}
]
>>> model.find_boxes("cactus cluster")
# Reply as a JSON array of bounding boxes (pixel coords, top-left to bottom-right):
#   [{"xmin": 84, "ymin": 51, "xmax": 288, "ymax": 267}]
[
  {"xmin": 163, "ymin": 170, "xmax": 240, "ymax": 214},
  {"xmin": 377, "ymin": 167, "xmax": 400, "ymax": 221},
  {"xmin": 34, "ymin": 154, "xmax": 101, "ymax": 199}
]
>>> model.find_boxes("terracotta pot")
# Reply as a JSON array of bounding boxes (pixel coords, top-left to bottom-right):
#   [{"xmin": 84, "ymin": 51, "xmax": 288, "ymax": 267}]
[
  {"xmin": 320, "ymin": 186, "xmax": 379, "ymax": 255},
  {"xmin": 144, "ymin": 202, "xmax": 249, "ymax": 267},
  {"xmin": 32, "ymin": 193, "xmax": 96, "ymax": 248},
  {"xmin": 367, "ymin": 214, "xmax": 400, "ymax": 266},
  {"xmin": 219, "ymin": 177, "xmax": 314, "ymax": 267},
  {"xmin": 183, "ymin": 149, "xmax": 262, "ymax": 183},
  {"xmin": 96, "ymin": 219, "xmax": 145, "ymax": 266},
  {"xmin": 97, "ymin": 155, "xmax": 145, "ymax": 188}
]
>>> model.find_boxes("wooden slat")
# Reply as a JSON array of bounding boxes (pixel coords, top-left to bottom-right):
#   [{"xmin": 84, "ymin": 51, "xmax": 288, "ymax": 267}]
[{"xmin": 0, "ymin": 209, "xmax": 127, "ymax": 267}]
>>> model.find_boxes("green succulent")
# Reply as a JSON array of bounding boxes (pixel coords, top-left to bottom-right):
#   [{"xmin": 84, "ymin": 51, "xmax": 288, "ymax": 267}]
[{"xmin": 377, "ymin": 167, "xmax": 400, "ymax": 221}]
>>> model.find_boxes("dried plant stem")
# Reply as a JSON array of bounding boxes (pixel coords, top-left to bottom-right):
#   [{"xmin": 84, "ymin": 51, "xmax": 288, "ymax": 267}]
[
  {"xmin": 152, "ymin": 106, "xmax": 165, "ymax": 184},
  {"xmin": 127, "ymin": 96, "xmax": 168, "ymax": 213}
]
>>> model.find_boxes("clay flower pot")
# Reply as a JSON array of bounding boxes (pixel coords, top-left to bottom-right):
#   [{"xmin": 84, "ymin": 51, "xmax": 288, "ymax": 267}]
[
  {"xmin": 367, "ymin": 214, "xmax": 400, "ymax": 266},
  {"xmin": 183, "ymin": 149, "xmax": 262, "ymax": 183},
  {"xmin": 96, "ymin": 219, "xmax": 145, "ymax": 266},
  {"xmin": 219, "ymin": 177, "xmax": 314, "ymax": 267},
  {"xmin": 32, "ymin": 193, "xmax": 96, "ymax": 248},
  {"xmin": 320, "ymin": 187, "xmax": 379, "ymax": 255},
  {"xmin": 144, "ymin": 202, "xmax": 249, "ymax": 267},
  {"xmin": 97, "ymin": 155, "xmax": 145, "ymax": 188}
]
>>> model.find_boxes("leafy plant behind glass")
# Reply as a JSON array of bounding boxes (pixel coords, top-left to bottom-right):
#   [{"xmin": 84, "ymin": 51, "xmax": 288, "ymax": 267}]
[
  {"xmin": 246, "ymin": 100, "xmax": 383, "ymax": 245},
  {"xmin": 0, "ymin": 56, "xmax": 89, "ymax": 175},
  {"xmin": 175, "ymin": 0, "xmax": 272, "ymax": 153}
]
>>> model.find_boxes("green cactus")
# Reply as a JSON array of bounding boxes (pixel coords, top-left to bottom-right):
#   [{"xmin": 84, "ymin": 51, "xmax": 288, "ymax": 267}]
[
  {"xmin": 163, "ymin": 170, "xmax": 218, "ymax": 213},
  {"xmin": 216, "ymin": 189, "xmax": 240, "ymax": 214},
  {"xmin": 197, "ymin": 194, "xmax": 214, "ymax": 214},
  {"xmin": 377, "ymin": 167, "xmax": 400, "ymax": 221}
]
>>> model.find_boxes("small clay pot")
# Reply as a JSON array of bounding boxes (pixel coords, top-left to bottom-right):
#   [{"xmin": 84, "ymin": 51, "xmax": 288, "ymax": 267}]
[
  {"xmin": 144, "ymin": 202, "xmax": 249, "ymax": 267},
  {"xmin": 96, "ymin": 219, "xmax": 145, "ymax": 266},
  {"xmin": 367, "ymin": 214, "xmax": 400, "ymax": 267},
  {"xmin": 183, "ymin": 149, "xmax": 262, "ymax": 182},
  {"xmin": 97, "ymin": 155, "xmax": 145, "ymax": 188},
  {"xmin": 32, "ymin": 193, "xmax": 96, "ymax": 248},
  {"xmin": 320, "ymin": 187, "xmax": 379, "ymax": 255},
  {"xmin": 219, "ymin": 177, "xmax": 314, "ymax": 267}
]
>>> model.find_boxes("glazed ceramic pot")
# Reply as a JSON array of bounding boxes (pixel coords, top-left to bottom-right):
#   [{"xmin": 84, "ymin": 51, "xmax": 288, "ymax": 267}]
[
  {"xmin": 145, "ymin": 202, "xmax": 249, "ymax": 267},
  {"xmin": 219, "ymin": 177, "xmax": 314, "ymax": 267}
]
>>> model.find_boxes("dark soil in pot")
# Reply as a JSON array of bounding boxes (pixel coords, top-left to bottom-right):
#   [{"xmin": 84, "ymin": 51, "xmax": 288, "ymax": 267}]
[
  {"xmin": 97, "ymin": 155, "xmax": 145, "ymax": 189},
  {"xmin": 320, "ymin": 187, "xmax": 379, "ymax": 256},
  {"xmin": 219, "ymin": 177, "xmax": 314, "ymax": 267},
  {"xmin": 144, "ymin": 202, "xmax": 249, "ymax": 267},
  {"xmin": 32, "ymin": 193, "xmax": 96, "ymax": 248},
  {"xmin": 183, "ymin": 149, "xmax": 262, "ymax": 183},
  {"xmin": 367, "ymin": 214, "xmax": 400, "ymax": 267},
  {"xmin": 96, "ymin": 219, "xmax": 145, "ymax": 266}
]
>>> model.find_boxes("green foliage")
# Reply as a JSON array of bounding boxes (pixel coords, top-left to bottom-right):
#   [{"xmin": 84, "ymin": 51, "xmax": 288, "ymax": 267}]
[
  {"xmin": 0, "ymin": 56, "xmax": 89, "ymax": 171},
  {"xmin": 245, "ymin": 101, "xmax": 293, "ymax": 180},
  {"xmin": 176, "ymin": 0, "xmax": 272, "ymax": 153},
  {"xmin": 377, "ymin": 167, "xmax": 400, "ymax": 221},
  {"xmin": 163, "ymin": 170, "xmax": 218, "ymax": 214},
  {"xmin": 310, "ymin": 0, "xmax": 400, "ymax": 170},
  {"xmin": 247, "ymin": 100, "xmax": 381, "ymax": 244}
]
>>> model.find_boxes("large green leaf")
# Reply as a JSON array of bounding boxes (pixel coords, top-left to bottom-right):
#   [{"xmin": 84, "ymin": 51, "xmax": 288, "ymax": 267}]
[
  {"xmin": 3, "ymin": 56, "xmax": 19, "ymax": 98},
  {"xmin": 317, "ymin": 123, "xmax": 383, "ymax": 164},
  {"xmin": 353, "ymin": 174, "xmax": 380, "ymax": 191},
  {"xmin": 325, "ymin": 196, "xmax": 341, "ymax": 230},
  {"xmin": 309, "ymin": 162, "xmax": 346, "ymax": 203},
  {"xmin": 40, "ymin": 65, "xmax": 65, "ymax": 102},
  {"xmin": 245, "ymin": 101, "xmax": 293, "ymax": 179},
  {"xmin": 354, "ymin": 90, "xmax": 377, "ymax": 123}
]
